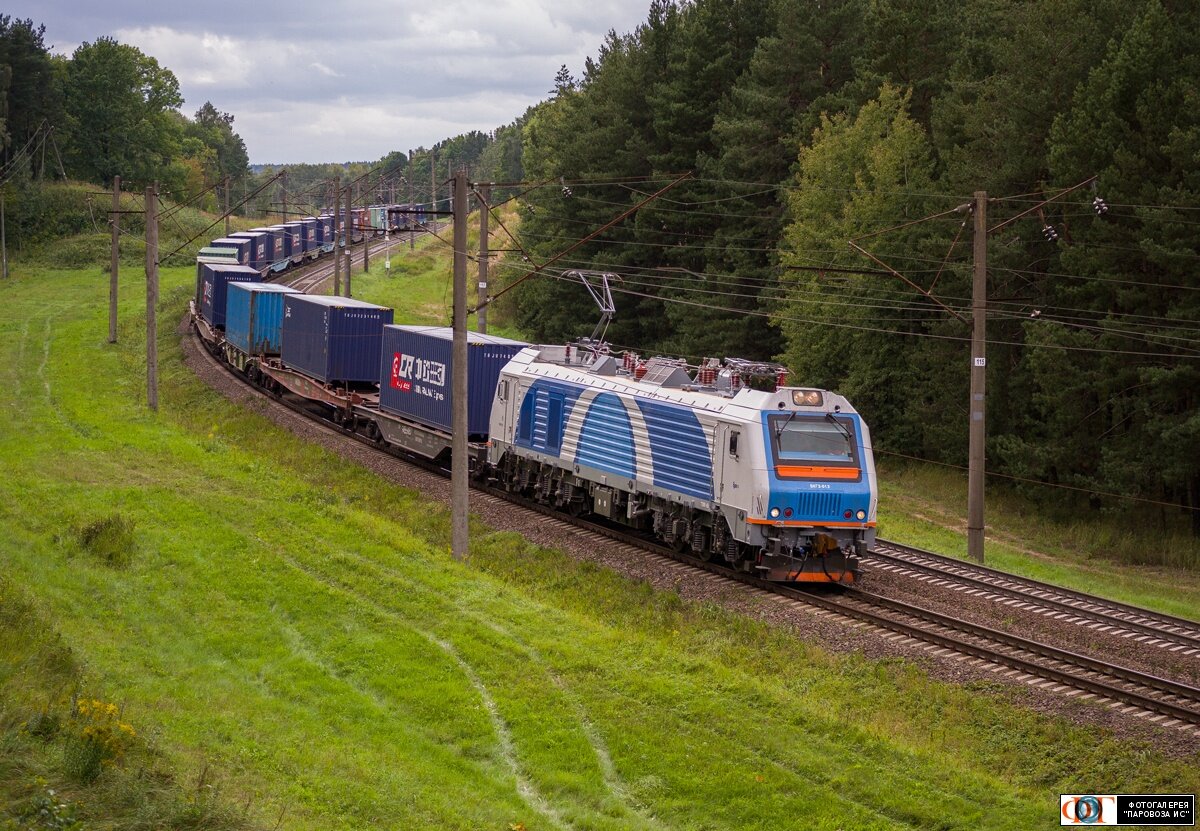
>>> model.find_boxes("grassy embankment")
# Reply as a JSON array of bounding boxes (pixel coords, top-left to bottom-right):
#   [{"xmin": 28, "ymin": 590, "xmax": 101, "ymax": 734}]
[
  {"xmin": 0, "ymin": 204, "xmax": 1197, "ymax": 828},
  {"xmin": 349, "ymin": 206, "xmax": 527, "ymax": 342}
]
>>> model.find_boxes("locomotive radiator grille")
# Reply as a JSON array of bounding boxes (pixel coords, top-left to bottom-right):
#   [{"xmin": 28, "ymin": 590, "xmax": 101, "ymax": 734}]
[{"xmin": 793, "ymin": 491, "xmax": 843, "ymax": 519}]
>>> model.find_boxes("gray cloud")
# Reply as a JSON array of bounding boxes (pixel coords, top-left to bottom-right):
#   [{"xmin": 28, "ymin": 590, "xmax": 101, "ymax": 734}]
[{"xmin": 17, "ymin": 0, "xmax": 651, "ymax": 162}]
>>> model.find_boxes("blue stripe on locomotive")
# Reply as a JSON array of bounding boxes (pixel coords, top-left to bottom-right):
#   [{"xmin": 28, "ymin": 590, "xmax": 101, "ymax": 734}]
[
  {"xmin": 636, "ymin": 399, "xmax": 712, "ymax": 500},
  {"xmin": 576, "ymin": 392, "xmax": 635, "ymax": 479},
  {"xmin": 514, "ymin": 378, "xmax": 712, "ymax": 501},
  {"xmin": 759, "ymin": 412, "xmax": 872, "ymax": 521}
]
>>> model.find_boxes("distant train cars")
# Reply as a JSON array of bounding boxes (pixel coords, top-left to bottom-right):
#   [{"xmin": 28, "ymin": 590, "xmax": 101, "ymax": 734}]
[
  {"xmin": 191, "ymin": 274, "xmax": 877, "ymax": 585},
  {"xmin": 197, "ymin": 202, "xmax": 432, "ymax": 279}
]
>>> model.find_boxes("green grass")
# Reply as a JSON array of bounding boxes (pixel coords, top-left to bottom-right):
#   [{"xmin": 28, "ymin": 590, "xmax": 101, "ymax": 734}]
[
  {"xmin": 0, "ymin": 260, "xmax": 1197, "ymax": 829},
  {"xmin": 349, "ymin": 207, "xmax": 527, "ymax": 340}
]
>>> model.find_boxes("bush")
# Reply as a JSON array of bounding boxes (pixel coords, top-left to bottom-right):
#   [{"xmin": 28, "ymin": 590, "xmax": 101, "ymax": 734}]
[{"xmin": 74, "ymin": 514, "xmax": 136, "ymax": 567}]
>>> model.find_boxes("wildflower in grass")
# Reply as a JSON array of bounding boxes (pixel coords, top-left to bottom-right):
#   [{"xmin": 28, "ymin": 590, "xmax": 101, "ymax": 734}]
[{"xmin": 65, "ymin": 695, "xmax": 137, "ymax": 783}]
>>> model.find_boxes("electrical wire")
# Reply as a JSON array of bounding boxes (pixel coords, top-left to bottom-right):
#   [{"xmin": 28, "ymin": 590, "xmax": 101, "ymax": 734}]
[{"xmin": 874, "ymin": 448, "xmax": 1199, "ymax": 514}]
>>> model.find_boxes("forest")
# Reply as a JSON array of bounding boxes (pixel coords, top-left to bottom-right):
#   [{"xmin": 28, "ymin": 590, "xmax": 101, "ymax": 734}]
[
  {"xmin": 2, "ymin": 0, "xmax": 1197, "ymax": 534},
  {"xmin": 496, "ymin": 0, "xmax": 1200, "ymax": 536}
]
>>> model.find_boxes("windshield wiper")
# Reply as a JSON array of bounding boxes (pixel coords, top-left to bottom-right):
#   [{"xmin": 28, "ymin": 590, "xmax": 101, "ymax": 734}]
[
  {"xmin": 776, "ymin": 410, "xmax": 798, "ymax": 441},
  {"xmin": 824, "ymin": 412, "xmax": 852, "ymax": 444}
]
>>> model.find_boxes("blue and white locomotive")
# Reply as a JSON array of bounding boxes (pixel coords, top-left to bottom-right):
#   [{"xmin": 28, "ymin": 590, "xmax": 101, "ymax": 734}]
[{"xmin": 487, "ymin": 345, "xmax": 876, "ymax": 583}]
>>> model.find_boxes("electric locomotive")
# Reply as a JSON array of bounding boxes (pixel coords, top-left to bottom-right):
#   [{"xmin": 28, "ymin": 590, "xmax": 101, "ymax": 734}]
[{"xmin": 488, "ymin": 344, "xmax": 876, "ymax": 583}]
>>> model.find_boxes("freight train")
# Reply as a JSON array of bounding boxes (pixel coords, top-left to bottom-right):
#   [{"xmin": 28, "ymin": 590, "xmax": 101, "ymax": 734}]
[
  {"xmin": 196, "ymin": 203, "xmax": 431, "ymax": 278},
  {"xmin": 190, "ymin": 272, "xmax": 877, "ymax": 584}
]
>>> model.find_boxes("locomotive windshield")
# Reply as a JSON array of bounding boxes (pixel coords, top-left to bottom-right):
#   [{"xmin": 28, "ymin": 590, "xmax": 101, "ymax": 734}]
[{"xmin": 768, "ymin": 414, "xmax": 860, "ymax": 478}]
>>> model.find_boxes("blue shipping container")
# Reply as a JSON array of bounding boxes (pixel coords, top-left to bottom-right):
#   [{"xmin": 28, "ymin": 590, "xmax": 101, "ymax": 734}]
[
  {"xmin": 199, "ymin": 263, "xmax": 260, "ymax": 329},
  {"xmin": 225, "ymin": 282, "xmax": 299, "ymax": 356},
  {"xmin": 269, "ymin": 225, "xmax": 296, "ymax": 260},
  {"xmin": 300, "ymin": 218, "xmax": 318, "ymax": 251},
  {"xmin": 208, "ymin": 237, "xmax": 251, "ymax": 266},
  {"xmin": 248, "ymin": 227, "xmax": 283, "ymax": 263},
  {"xmin": 281, "ymin": 294, "xmax": 394, "ymax": 384},
  {"xmin": 229, "ymin": 231, "xmax": 271, "ymax": 272},
  {"xmin": 281, "ymin": 222, "xmax": 306, "ymax": 257},
  {"xmin": 316, "ymin": 215, "xmax": 333, "ymax": 246},
  {"xmin": 379, "ymin": 325, "xmax": 529, "ymax": 436}
]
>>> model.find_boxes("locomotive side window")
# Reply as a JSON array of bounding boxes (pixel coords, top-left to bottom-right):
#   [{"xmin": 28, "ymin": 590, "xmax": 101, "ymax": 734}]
[
  {"xmin": 498, "ymin": 380, "xmax": 508, "ymax": 401},
  {"xmin": 728, "ymin": 431, "xmax": 739, "ymax": 457}
]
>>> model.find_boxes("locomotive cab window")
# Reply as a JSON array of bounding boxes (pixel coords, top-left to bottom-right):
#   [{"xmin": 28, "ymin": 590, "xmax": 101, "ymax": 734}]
[
  {"xmin": 768, "ymin": 414, "xmax": 861, "ymax": 480},
  {"xmin": 498, "ymin": 380, "xmax": 508, "ymax": 401},
  {"xmin": 728, "ymin": 431, "xmax": 739, "ymax": 457}
]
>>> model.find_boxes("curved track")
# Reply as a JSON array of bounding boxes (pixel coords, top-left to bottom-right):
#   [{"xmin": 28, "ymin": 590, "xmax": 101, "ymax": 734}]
[
  {"xmin": 186, "ymin": 324, "xmax": 1200, "ymax": 736},
  {"xmin": 868, "ymin": 540, "xmax": 1200, "ymax": 655}
]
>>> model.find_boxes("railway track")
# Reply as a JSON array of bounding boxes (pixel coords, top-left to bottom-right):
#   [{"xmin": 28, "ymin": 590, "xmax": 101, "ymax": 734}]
[
  {"xmin": 185, "ymin": 324, "xmax": 1200, "ymax": 736},
  {"xmin": 867, "ymin": 540, "xmax": 1200, "ymax": 656},
  {"xmin": 269, "ymin": 219, "xmax": 447, "ymax": 294}
]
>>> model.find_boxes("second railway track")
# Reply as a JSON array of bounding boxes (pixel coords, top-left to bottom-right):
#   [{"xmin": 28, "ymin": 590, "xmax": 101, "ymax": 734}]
[{"xmin": 868, "ymin": 540, "xmax": 1200, "ymax": 655}]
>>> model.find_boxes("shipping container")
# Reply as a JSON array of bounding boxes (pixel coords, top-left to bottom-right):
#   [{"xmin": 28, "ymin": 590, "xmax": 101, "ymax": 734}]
[
  {"xmin": 197, "ymin": 247, "xmax": 240, "ymax": 265},
  {"xmin": 228, "ymin": 231, "xmax": 272, "ymax": 272},
  {"xmin": 281, "ymin": 294, "xmax": 394, "ymax": 384},
  {"xmin": 245, "ymin": 228, "xmax": 283, "ymax": 265},
  {"xmin": 268, "ymin": 224, "xmax": 297, "ymax": 261},
  {"xmin": 199, "ymin": 263, "xmax": 260, "ymax": 329},
  {"xmin": 281, "ymin": 222, "xmax": 306, "ymax": 259},
  {"xmin": 379, "ymin": 325, "xmax": 529, "ymax": 437},
  {"xmin": 316, "ymin": 215, "xmax": 334, "ymax": 247},
  {"xmin": 208, "ymin": 237, "xmax": 252, "ymax": 265},
  {"xmin": 225, "ymin": 282, "xmax": 299, "ymax": 356},
  {"xmin": 300, "ymin": 217, "xmax": 318, "ymax": 252}
]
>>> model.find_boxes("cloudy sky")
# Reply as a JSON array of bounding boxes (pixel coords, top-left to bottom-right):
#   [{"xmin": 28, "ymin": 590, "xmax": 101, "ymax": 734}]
[{"xmin": 19, "ymin": 1, "xmax": 652, "ymax": 164}]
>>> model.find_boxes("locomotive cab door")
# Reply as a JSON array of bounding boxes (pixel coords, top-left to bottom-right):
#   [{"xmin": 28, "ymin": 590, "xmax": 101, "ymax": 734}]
[
  {"xmin": 714, "ymin": 422, "xmax": 741, "ymax": 500},
  {"xmin": 493, "ymin": 377, "xmax": 519, "ymax": 445}
]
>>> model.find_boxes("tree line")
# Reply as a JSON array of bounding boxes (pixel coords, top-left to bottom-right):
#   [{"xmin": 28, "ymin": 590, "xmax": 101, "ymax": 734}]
[
  {"xmin": 0, "ymin": 17, "xmax": 249, "ymax": 208},
  {"xmin": 486, "ymin": 0, "xmax": 1198, "ymax": 537}
]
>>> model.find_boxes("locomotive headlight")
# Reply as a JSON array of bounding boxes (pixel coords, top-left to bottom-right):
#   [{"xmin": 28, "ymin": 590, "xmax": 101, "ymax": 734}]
[
  {"xmin": 792, "ymin": 390, "xmax": 824, "ymax": 407},
  {"xmin": 856, "ymin": 509, "xmax": 866, "ymax": 520},
  {"xmin": 770, "ymin": 507, "xmax": 780, "ymax": 518}
]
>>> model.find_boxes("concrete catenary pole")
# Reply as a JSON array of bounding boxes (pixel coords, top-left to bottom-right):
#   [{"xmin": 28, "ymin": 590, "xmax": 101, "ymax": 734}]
[
  {"xmin": 1, "ymin": 191, "xmax": 7, "ymax": 280},
  {"xmin": 451, "ymin": 170, "xmax": 469, "ymax": 562},
  {"xmin": 409, "ymin": 149, "xmax": 416, "ymax": 251},
  {"xmin": 224, "ymin": 174, "xmax": 231, "ymax": 237},
  {"xmin": 109, "ymin": 175, "xmax": 120, "ymax": 342},
  {"xmin": 363, "ymin": 195, "xmax": 370, "ymax": 273},
  {"xmin": 344, "ymin": 181, "xmax": 353, "ymax": 297},
  {"xmin": 967, "ymin": 191, "xmax": 988, "ymax": 563},
  {"xmin": 145, "ymin": 184, "xmax": 159, "ymax": 411},
  {"xmin": 333, "ymin": 175, "xmax": 342, "ymax": 296},
  {"xmin": 477, "ymin": 183, "xmax": 490, "ymax": 334}
]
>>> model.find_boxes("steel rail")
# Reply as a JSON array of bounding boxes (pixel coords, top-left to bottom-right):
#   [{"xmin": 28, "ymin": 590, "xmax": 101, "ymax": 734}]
[{"xmin": 872, "ymin": 539, "xmax": 1200, "ymax": 648}]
